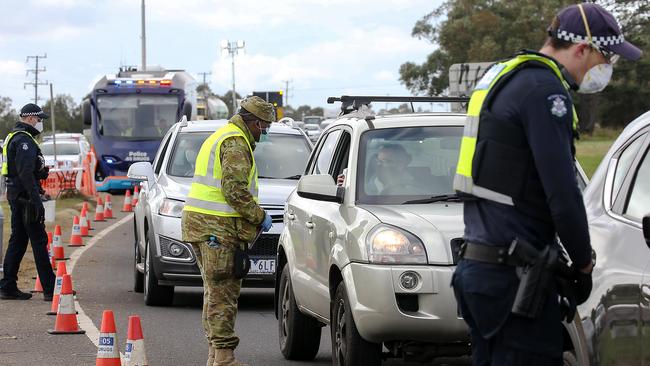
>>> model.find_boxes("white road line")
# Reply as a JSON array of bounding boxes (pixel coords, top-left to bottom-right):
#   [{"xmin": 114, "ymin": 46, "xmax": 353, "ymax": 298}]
[{"xmin": 67, "ymin": 214, "xmax": 132, "ymax": 357}]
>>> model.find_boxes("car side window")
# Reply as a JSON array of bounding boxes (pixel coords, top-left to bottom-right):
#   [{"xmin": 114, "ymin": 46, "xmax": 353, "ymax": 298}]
[
  {"xmin": 330, "ymin": 131, "xmax": 351, "ymax": 181},
  {"xmin": 313, "ymin": 130, "xmax": 342, "ymax": 175},
  {"xmin": 154, "ymin": 130, "xmax": 173, "ymax": 175},
  {"xmin": 624, "ymin": 147, "xmax": 650, "ymax": 221},
  {"xmin": 612, "ymin": 135, "xmax": 646, "ymax": 205}
]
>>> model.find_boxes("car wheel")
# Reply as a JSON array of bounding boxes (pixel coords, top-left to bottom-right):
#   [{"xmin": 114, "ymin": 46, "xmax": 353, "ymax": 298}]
[
  {"xmin": 331, "ymin": 282, "xmax": 381, "ymax": 366},
  {"xmin": 278, "ymin": 265, "xmax": 321, "ymax": 360},
  {"xmin": 133, "ymin": 234, "xmax": 144, "ymax": 293},
  {"xmin": 143, "ymin": 232, "xmax": 174, "ymax": 306},
  {"xmin": 563, "ymin": 351, "xmax": 578, "ymax": 366}
]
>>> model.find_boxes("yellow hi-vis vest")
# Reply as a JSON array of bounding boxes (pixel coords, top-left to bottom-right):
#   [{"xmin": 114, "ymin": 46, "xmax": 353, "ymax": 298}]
[
  {"xmin": 183, "ymin": 123, "xmax": 259, "ymax": 217},
  {"xmin": 453, "ymin": 54, "xmax": 578, "ymax": 206},
  {"xmin": 2, "ymin": 131, "xmax": 39, "ymax": 176}
]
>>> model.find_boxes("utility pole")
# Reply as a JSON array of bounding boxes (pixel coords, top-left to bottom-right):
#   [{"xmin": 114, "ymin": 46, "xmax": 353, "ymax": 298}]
[
  {"xmin": 197, "ymin": 71, "xmax": 212, "ymax": 87},
  {"xmin": 24, "ymin": 54, "xmax": 48, "ymax": 104},
  {"xmin": 220, "ymin": 40, "xmax": 245, "ymax": 115},
  {"xmin": 49, "ymin": 83, "xmax": 58, "ymax": 164},
  {"xmin": 282, "ymin": 79, "xmax": 293, "ymax": 107},
  {"xmin": 140, "ymin": 0, "xmax": 146, "ymax": 71}
]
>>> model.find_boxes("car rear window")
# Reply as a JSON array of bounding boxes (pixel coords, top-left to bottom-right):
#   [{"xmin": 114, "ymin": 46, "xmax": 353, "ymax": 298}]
[
  {"xmin": 357, "ymin": 126, "xmax": 463, "ymax": 205},
  {"xmin": 40, "ymin": 143, "xmax": 80, "ymax": 155},
  {"xmin": 167, "ymin": 132, "xmax": 312, "ymax": 179}
]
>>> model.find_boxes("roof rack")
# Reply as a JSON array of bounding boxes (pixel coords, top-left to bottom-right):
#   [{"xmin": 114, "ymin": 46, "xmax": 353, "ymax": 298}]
[{"xmin": 327, "ymin": 95, "xmax": 470, "ymax": 115}]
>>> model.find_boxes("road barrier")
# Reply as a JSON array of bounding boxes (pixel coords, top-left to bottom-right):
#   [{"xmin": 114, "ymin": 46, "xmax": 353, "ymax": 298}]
[
  {"xmin": 96, "ymin": 310, "xmax": 121, "ymax": 366},
  {"xmin": 47, "ymin": 274, "xmax": 85, "ymax": 335}
]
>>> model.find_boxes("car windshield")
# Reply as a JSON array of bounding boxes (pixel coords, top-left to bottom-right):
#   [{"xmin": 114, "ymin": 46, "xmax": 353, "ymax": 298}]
[
  {"xmin": 357, "ymin": 126, "xmax": 463, "ymax": 205},
  {"xmin": 305, "ymin": 125, "xmax": 320, "ymax": 131},
  {"xmin": 96, "ymin": 94, "xmax": 178, "ymax": 140},
  {"xmin": 40, "ymin": 143, "xmax": 79, "ymax": 155},
  {"xmin": 304, "ymin": 117, "xmax": 321, "ymax": 125},
  {"xmin": 168, "ymin": 132, "xmax": 312, "ymax": 179}
]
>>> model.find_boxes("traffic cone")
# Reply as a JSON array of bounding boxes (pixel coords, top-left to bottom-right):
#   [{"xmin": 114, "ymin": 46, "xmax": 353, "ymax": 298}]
[
  {"xmin": 47, "ymin": 262, "xmax": 68, "ymax": 315},
  {"xmin": 80, "ymin": 208, "xmax": 90, "ymax": 237},
  {"xmin": 47, "ymin": 274, "xmax": 85, "ymax": 335},
  {"xmin": 95, "ymin": 197, "xmax": 105, "ymax": 222},
  {"xmin": 122, "ymin": 190, "xmax": 133, "ymax": 212},
  {"xmin": 124, "ymin": 315, "xmax": 148, "ymax": 366},
  {"xmin": 96, "ymin": 310, "xmax": 121, "ymax": 366},
  {"xmin": 51, "ymin": 255, "xmax": 57, "ymax": 271},
  {"xmin": 31, "ymin": 275, "xmax": 44, "ymax": 293},
  {"xmin": 68, "ymin": 216, "xmax": 84, "ymax": 247},
  {"xmin": 132, "ymin": 186, "xmax": 139, "ymax": 207},
  {"xmin": 83, "ymin": 202, "xmax": 94, "ymax": 231},
  {"xmin": 52, "ymin": 225, "xmax": 69, "ymax": 260},
  {"xmin": 104, "ymin": 195, "xmax": 114, "ymax": 219}
]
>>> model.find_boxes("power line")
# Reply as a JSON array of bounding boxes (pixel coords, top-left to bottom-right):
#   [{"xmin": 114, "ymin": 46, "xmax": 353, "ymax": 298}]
[
  {"xmin": 24, "ymin": 53, "xmax": 48, "ymax": 104},
  {"xmin": 198, "ymin": 71, "xmax": 212, "ymax": 86}
]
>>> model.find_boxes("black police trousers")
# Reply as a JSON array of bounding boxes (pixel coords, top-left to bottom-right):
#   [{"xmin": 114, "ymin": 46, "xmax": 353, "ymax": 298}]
[
  {"xmin": 0, "ymin": 199, "xmax": 55, "ymax": 294},
  {"xmin": 452, "ymin": 259, "xmax": 563, "ymax": 365}
]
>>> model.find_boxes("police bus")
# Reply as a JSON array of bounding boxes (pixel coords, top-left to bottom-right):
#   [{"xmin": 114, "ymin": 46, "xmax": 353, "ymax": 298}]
[{"xmin": 82, "ymin": 66, "xmax": 197, "ymax": 191}]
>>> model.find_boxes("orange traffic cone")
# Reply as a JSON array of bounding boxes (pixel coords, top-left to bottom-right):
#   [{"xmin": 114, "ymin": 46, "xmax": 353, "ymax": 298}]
[
  {"xmin": 96, "ymin": 310, "xmax": 121, "ymax": 366},
  {"xmin": 84, "ymin": 202, "xmax": 94, "ymax": 231},
  {"xmin": 103, "ymin": 195, "xmax": 114, "ymax": 219},
  {"xmin": 31, "ymin": 275, "xmax": 44, "ymax": 293},
  {"xmin": 68, "ymin": 216, "xmax": 83, "ymax": 247},
  {"xmin": 51, "ymin": 255, "xmax": 57, "ymax": 271},
  {"xmin": 132, "ymin": 186, "xmax": 139, "ymax": 207},
  {"xmin": 124, "ymin": 315, "xmax": 148, "ymax": 366},
  {"xmin": 52, "ymin": 225, "xmax": 69, "ymax": 260},
  {"xmin": 80, "ymin": 208, "xmax": 90, "ymax": 237},
  {"xmin": 47, "ymin": 262, "xmax": 68, "ymax": 315},
  {"xmin": 95, "ymin": 197, "xmax": 105, "ymax": 222},
  {"xmin": 47, "ymin": 274, "xmax": 85, "ymax": 335},
  {"xmin": 122, "ymin": 190, "xmax": 133, "ymax": 212}
]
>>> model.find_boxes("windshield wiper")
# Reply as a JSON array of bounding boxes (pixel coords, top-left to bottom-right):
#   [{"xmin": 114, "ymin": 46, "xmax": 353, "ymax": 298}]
[
  {"xmin": 403, "ymin": 194, "xmax": 463, "ymax": 205},
  {"xmin": 258, "ymin": 176, "xmax": 276, "ymax": 179},
  {"xmin": 283, "ymin": 175, "xmax": 302, "ymax": 179}
]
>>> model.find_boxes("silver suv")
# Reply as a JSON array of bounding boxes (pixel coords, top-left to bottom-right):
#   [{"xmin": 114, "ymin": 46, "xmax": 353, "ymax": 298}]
[{"xmin": 275, "ymin": 96, "xmax": 471, "ymax": 364}]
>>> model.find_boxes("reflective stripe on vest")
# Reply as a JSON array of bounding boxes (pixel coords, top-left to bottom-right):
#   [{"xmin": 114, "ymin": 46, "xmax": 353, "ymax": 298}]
[
  {"xmin": 453, "ymin": 54, "xmax": 579, "ymax": 205},
  {"xmin": 2, "ymin": 131, "xmax": 39, "ymax": 176},
  {"xmin": 183, "ymin": 123, "xmax": 259, "ymax": 217}
]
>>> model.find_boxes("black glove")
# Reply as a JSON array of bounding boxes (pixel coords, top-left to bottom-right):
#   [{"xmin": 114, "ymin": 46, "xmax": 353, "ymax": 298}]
[
  {"xmin": 573, "ymin": 270, "xmax": 592, "ymax": 305},
  {"xmin": 21, "ymin": 199, "xmax": 44, "ymax": 224}
]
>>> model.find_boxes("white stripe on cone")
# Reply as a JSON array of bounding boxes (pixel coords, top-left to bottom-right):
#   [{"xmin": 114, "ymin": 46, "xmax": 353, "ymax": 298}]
[
  {"xmin": 97, "ymin": 332, "xmax": 120, "ymax": 359},
  {"xmin": 53, "ymin": 235, "xmax": 62, "ymax": 249},
  {"xmin": 57, "ymin": 293, "xmax": 75, "ymax": 314},
  {"xmin": 53, "ymin": 276, "xmax": 63, "ymax": 296},
  {"xmin": 80, "ymin": 215, "xmax": 88, "ymax": 229},
  {"xmin": 124, "ymin": 339, "xmax": 148, "ymax": 366}
]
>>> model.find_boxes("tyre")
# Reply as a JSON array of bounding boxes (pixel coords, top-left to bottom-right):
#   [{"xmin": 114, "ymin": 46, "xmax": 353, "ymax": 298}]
[
  {"xmin": 143, "ymin": 232, "xmax": 174, "ymax": 306},
  {"xmin": 278, "ymin": 265, "xmax": 321, "ymax": 360},
  {"xmin": 133, "ymin": 234, "xmax": 144, "ymax": 293},
  {"xmin": 331, "ymin": 282, "xmax": 381, "ymax": 366}
]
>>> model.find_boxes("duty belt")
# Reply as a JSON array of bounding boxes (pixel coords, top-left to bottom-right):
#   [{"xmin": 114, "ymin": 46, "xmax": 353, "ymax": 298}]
[{"xmin": 459, "ymin": 242, "xmax": 523, "ymax": 266}]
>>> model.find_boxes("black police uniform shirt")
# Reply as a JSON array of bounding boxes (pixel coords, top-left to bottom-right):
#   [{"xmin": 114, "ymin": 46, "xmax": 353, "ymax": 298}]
[
  {"xmin": 5, "ymin": 122, "xmax": 46, "ymax": 204},
  {"xmin": 463, "ymin": 65, "xmax": 592, "ymax": 269}
]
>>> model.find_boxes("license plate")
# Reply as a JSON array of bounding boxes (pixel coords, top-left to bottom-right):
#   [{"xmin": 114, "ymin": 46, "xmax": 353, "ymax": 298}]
[{"xmin": 249, "ymin": 259, "xmax": 275, "ymax": 274}]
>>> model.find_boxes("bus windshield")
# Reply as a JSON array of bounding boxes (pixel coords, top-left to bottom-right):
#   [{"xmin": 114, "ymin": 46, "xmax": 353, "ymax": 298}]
[{"xmin": 96, "ymin": 94, "xmax": 179, "ymax": 140}]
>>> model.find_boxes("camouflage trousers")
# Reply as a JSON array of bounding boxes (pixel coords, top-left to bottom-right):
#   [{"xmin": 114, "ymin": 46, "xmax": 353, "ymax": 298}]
[{"xmin": 190, "ymin": 240, "xmax": 243, "ymax": 350}]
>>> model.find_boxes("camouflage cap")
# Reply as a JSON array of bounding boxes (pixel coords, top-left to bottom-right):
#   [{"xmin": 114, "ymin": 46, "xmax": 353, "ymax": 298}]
[{"xmin": 240, "ymin": 96, "xmax": 276, "ymax": 123}]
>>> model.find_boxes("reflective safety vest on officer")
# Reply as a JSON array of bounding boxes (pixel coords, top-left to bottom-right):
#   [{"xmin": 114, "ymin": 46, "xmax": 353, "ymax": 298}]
[
  {"xmin": 453, "ymin": 53, "xmax": 579, "ymax": 214},
  {"xmin": 184, "ymin": 123, "xmax": 260, "ymax": 216},
  {"xmin": 1, "ymin": 131, "xmax": 39, "ymax": 176}
]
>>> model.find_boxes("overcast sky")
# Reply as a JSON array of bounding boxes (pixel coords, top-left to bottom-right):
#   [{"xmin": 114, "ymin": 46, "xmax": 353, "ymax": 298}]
[{"xmin": 0, "ymin": 0, "xmax": 441, "ymax": 113}]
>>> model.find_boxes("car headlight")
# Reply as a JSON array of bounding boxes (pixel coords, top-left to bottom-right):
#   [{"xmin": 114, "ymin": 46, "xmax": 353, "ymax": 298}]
[
  {"xmin": 159, "ymin": 198, "xmax": 184, "ymax": 218},
  {"xmin": 366, "ymin": 224, "xmax": 427, "ymax": 264}
]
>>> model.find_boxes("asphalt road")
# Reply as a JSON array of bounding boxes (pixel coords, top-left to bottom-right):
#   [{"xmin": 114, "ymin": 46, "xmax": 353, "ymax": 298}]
[{"xmin": 29, "ymin": 204, "xmax": 463, "ymax": 366}]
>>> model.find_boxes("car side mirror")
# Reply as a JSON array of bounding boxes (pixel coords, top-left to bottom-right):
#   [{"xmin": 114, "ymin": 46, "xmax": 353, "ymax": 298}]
[
  {"xmin": 127, "ymin": 162, "xmax": 155, "ymax": 186},
  {"xmin": 643, "ymin": 215, "xmax": 650, "ymax": 247},
  {"xmin": 297, "ymin": 174, "xmax": 344, "ymax": 203}
]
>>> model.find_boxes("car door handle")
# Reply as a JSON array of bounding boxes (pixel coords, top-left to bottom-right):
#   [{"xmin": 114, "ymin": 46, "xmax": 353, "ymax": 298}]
[
  {"xmin": 305, "ymin": 222, "xmax": 315, "ymax": 229},
  {"xmin": 287, "ymin": 213, "xmax": 295, "ymax": 221}
]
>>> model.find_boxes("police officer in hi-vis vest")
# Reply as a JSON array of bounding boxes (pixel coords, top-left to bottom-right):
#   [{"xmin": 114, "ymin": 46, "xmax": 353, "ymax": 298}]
[
  {"xmin": 182, "ymin": 96, "xmax": 275, "ymax": 366},
  {"xmin": 0, "ymin": 103, "xmax": 54, "ymax": 301},
  {"xmin": 452, "ymin": 3, "xmax": 642, "ymax": 364}
]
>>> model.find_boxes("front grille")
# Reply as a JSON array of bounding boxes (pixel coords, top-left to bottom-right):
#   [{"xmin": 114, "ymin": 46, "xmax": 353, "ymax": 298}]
[{"xmin": 249, "ymin": 234, "xmax": 279, "ymax": 256}]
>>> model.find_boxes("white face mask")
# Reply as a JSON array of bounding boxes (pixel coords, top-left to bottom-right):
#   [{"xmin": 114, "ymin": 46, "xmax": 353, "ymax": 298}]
[
  {"xmin": 34, "ymin": 121, "xmax": 44, "ymax": 133},
  {"xmin": 578, "ymin": 63, "xmax": 612, "ymax": 94}
]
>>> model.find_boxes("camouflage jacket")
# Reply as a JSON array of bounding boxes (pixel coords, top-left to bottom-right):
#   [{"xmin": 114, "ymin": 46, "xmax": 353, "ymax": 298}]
[{"xmin": 182, "ymin": 115, "xmax": 265, "ymax": 245}]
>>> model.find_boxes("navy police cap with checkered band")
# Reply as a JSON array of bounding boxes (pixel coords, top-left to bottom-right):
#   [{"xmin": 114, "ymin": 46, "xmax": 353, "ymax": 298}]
[
  {"xmin": 19, "ymin": 103, "xmax": 49, "ymax": 119},
  {"xmin": 550, "ymin": 2, "xmax": 642, "ymax": 61}
]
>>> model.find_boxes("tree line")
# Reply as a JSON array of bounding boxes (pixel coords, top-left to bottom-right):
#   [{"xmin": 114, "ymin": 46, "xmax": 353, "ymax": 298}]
[
  {"xmin": 0, "ymin": 94, "xmax": 83, "ymax": 138},
  {"xmin": 399, "ymin": 0, "xmax": 649, "ymax": 132}
]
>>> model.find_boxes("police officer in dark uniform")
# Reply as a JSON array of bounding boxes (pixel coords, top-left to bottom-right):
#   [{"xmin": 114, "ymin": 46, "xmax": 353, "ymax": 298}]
[
  {"xmin": 0, "ymin": 103, "xmax": 54, "ymax": 301},
  {"xmin": 452, "ymin": 3, "xmax": 642, "ymax": 364}
]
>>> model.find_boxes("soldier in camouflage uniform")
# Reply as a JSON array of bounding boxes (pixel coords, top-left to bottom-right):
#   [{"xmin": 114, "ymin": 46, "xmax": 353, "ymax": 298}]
[{"xmin": 182, "ymin": 96, "xmax": 275, "ymax": 366}]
